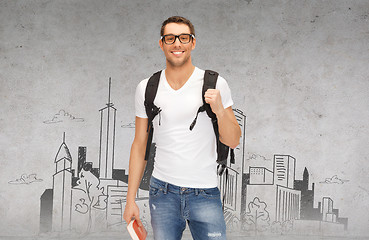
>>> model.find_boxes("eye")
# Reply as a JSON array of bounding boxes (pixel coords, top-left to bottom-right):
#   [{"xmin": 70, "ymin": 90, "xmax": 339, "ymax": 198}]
[
  {"xmin": 165, "ymin": 35, "xmax": 175, "ymax": 41},
  {"xmin": 180, "ymin": 35, "xmax": 189, "ymax": 41}
]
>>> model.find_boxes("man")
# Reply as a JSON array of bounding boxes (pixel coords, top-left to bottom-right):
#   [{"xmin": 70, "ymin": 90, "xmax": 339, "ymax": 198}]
[{"xmin": 123, "ymin": 16, "xmax": 241, "ymax": 240}]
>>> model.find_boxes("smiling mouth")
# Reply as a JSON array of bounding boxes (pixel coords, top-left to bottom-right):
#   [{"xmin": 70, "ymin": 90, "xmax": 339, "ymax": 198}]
[{"xmin": 172, "ymin": 51, "xmax": 184, "ymax": 56}]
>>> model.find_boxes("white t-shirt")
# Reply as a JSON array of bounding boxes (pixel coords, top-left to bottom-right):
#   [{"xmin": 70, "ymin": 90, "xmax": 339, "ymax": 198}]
[{"xmin": 135, "ymin": 67, "xmax": 233, "ymax": 188}]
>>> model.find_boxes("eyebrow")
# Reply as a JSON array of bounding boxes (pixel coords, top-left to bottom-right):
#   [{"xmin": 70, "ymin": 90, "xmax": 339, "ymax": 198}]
[{"xmin": 163, "ymin": 33, "xmax": 191, "ymax": 35}]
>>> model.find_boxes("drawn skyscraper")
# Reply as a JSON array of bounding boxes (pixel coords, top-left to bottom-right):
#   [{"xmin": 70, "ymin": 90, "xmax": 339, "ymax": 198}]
[
  {"xmin": 99, "ymin": 78, "xmax": 117, "ymax": 179},
  {"xmin": 219, "ymin": 109, "xmax": 246, "ymax": 225},
  {"xmin": 40, "ymin": 189, "xmax": 53, "ymax": 233},
  {"xmin": 322, "ymin": 197, "xmax": 336, "ymax": 222},
  {"xmin": 294, "ymin": 167, "xmax": 320, "ymax": 220},
  {"xmin": 274, "ymin": 155, "xmax": 296, "ymax": 188},
  {"xmin": 52, "ymin": 133, "xmax": 73, "ymax": 232}
]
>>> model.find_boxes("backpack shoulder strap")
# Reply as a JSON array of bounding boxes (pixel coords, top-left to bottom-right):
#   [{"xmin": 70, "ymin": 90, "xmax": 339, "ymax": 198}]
[
  {"xmin": 189, "ymin": 70, "xmax": 219, "ymax": 130},
  {"xmin": 145, "ymin": 71, "xmax": 161, "ymax": 121},
  {"xmin": 144, "ymin": 71, "xmax": 162, "ymax": 160},
  {"xmin": 203, "ymin": 70, "xmax": 235, "ymax": 174},
  {"xmin": 203, "ymin": 70, "xmax": 219, "ymax": 120}
]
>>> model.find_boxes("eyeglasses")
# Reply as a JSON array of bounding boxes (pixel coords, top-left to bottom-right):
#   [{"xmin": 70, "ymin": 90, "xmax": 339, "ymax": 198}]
[{"xmin": 161, "ymin": 34, "xmax": 195, "ymax": 45}]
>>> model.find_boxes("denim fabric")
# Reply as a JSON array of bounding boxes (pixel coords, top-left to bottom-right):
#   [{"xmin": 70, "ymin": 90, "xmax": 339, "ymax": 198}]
[{"xmin": 149, "ymin": 176, "xmax": 226, "ymax": 240}]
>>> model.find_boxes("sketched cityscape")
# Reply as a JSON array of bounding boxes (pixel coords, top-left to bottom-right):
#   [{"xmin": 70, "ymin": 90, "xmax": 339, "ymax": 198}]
[{"xmin": 39, "ymin": 80, "xmax": 348, "ymax": 235}]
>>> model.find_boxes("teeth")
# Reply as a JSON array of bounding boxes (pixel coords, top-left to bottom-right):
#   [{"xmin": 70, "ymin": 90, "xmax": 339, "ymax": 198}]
[{"xmin": 173, "ymin": 51, "xmax": 183, "ymax": 55}]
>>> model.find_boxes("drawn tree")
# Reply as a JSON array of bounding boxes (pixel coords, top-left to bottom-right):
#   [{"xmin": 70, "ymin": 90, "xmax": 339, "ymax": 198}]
[
  {"xmin": 270, "ymin": 220, "xmax": 293, "ymax": 235},
  {"xmin": 282, "ymin": 220, "xmax": 293, "ymax": 233},
  {"xmin": 244, "ymin": 197, "xmax": 270, "ymax": 234},
  {"xmin": 270, "ymin": 221, "xmax": 283, "ymax": 234},
  {"xmin": 74, "ymin": 169, "xmax": 107, "ymax": 232}
]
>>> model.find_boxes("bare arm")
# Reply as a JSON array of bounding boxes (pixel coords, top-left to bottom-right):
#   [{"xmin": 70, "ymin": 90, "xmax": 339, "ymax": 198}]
[
  {"xmin": 123, "ymin": 117, "xmax": 149, "ymax": 225},
  {"xmin": 205, "ymin": 89, "xmax": 241, "ymax": 149},
  {"xmin": 216, "ymin": 106, "xmax": 241, "ymax": 149}
]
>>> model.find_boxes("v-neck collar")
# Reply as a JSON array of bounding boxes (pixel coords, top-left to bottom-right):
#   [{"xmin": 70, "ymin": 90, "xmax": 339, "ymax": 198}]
[{"xmin": 162, "ymin": 67, "xmax": 198, "ymax": 93}]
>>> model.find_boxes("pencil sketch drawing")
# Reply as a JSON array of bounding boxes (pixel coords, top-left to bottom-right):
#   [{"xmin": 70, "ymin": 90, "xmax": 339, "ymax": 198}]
[
  {"xmin": 8, "ymin": 174, "xmax": 43, "ymax": 185},
  {"xmin": 43, "ymin": 110, "xmax": 84, "ymax": 124},
  {"xmin": 35, "ymin": 78, "xmax": 348, "ymax": 237}
]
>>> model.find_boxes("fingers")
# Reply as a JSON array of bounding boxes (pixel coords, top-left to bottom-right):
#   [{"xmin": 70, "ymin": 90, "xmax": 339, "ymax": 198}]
[
  {"xmin": 204, "ymin": 89, "xmax": 218, "ymax": 103},
  {"xmin": 135, "ymin": 217, "xmax": 143, "ymax": 227},
  {"xmin": 124, "ymin": 213, "xmax": 139, "ymax": 224},
  {"xmin": 204, "ymin": 89, "xmax": 218, "ymax": 97},
  {"xmin": 204, "ymin": 89, "xmax": 222, "ymax": 105},
  {"xmin": 204, "ymin": 89, "xmax": 225, "ymax": 115}
]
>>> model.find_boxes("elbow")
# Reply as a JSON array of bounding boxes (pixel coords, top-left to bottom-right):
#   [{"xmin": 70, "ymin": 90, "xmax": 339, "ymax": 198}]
[
  {"xmin": 222, "ymin": 137, "xmax": 240, "ymax": 150},
  {"xmin": 220, "ymin": 125, "xmax": 242, "ymax": 149},
  {"xmin": 229, "ymin": 128, "xmax": 242, "ymax": 149},
  {"xmin": 229, "ymin": 139, "xmax": 240, "ymax": 150}
]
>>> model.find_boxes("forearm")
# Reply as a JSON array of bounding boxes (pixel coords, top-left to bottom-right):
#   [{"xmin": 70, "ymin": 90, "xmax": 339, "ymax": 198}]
[
  {"xmin": 216, "ymin": 107, "xmax": 241, "ymax": 149},
  {"xmin": 126, "ymin": 140, "xmax": 147, "ymax": 204},
  {"xmin": 123, "ymin": 117, "xmax": 148, "ymax": 223},
  {"xmin": 204, "ymin": 89, "xmax": 241, "ymax": 148}
]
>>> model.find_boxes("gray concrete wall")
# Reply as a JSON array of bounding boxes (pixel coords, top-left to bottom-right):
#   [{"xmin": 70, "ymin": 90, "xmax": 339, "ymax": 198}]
[{"xmin": 0, "ymin": 0, "xmax": 368, "ymax": 239}]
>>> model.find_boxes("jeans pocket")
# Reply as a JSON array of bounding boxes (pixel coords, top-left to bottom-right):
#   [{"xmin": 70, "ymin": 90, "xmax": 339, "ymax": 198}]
[
  {"xmin": 149, "ymin": 185, "xmax": 163, "ymax": 198},
  {"xmin": 200, "ymin": 187, "xmax": 220, "ymax": 199}
]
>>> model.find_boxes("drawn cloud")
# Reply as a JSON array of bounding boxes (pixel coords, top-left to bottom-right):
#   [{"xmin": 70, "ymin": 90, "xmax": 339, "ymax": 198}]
[
  {"xmin": 121, "ymin": 121, "xmax": 135, "ymax": 128},
  {"xmin": 246, "ymin": 153, "xmax": 272, "ymax": 162},
  {"xmin": 44, "ymin": 109, "xmax": 84, "ymax": 124},
  {"xmin": 245, "ymin": 153, "xmax": 272, "ymax": 169},
  {"xmin": 320, "ymin": 175, "xmax": 349, "ymax": 184},
  {"xmin": 8, "ymin": 174, "xmax": 43, "ymax": 185}
]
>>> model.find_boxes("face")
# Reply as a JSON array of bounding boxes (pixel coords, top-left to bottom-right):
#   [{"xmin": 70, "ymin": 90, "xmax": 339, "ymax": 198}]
[{"xmin": 159, "ymin": 23, "xmax": 196, "ymax": 68}]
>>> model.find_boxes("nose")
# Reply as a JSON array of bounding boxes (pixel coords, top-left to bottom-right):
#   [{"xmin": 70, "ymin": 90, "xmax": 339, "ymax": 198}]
[{"xmin": 173, "ymin": 36, "xmax": 182, "ymax": 46}]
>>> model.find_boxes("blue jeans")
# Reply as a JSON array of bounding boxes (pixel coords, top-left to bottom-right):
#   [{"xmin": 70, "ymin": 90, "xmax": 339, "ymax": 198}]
[{"xmin": 149, "ymin": 176, "xmax": 226, "ymax": 240}]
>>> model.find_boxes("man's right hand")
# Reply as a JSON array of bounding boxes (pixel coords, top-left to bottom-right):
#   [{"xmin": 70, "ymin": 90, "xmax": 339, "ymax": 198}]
[{"xmin": 123, "ymin": 201, "xmax": 143, "ymax": 226}]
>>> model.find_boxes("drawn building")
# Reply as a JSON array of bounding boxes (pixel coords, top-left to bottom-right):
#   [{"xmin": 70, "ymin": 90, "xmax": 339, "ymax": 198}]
[
  {"xmin": 322, "ymin": 197, "xmax": 335, "ymax": 222},
  {"xmin": 294, "ymin": 168, "xmax": 321, "ymax": 220},
  {"xmin": 106, "ymin": 185, "xmax": 128, "ymax": 227},
  {"xmin": 52, "ymin": 134, "xmax": 73, "ymax": 232},
  {"xmin": 39, "ymin": 189, "xmax": 53, "ymax": 233},
  {"xmin": 249, "ymin": 167, "xmax": 273, "ymax": 185},
  {"xmin": 72, "ymin": 146, "xmax": 99, "ymax": 187},
  {"xmin": 218, "ymin": 109, "xmax": 246, "ymax": 227},
  {"xmin": 40, "ymin": 78, "xmax": 152, "ymax": 233},
  {"xmin": 246, "ymin": 155, "xmax": 301, "ymax": 224},
  {"xmin": 274, "ymin": 155, "xmax": 295, "ymax": 189},
  {"xmin": 294, "ymin": 167, "xmax": 348, "ymax": 230},
  {"xmin": 99, "ymin": 78, "xmax": 116, "ymax": 180},
  {"xmin": 294, "ymin": 194, "xmax": 348, "ymax": 234},
  {"xmin": 276, "ymin": 185, "xmax": 301, "ymax": 222}
]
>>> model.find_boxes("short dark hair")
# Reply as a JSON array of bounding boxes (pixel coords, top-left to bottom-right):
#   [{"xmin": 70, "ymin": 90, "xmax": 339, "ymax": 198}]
[{"xmin": 160, "ymin": 16, "xmax": 195, "ymax": 37}]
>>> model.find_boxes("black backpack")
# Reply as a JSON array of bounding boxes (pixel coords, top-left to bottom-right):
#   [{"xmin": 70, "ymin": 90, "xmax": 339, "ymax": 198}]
[{"xmin": 144, "ymin": 70, "xmax": 234, "ymax": 176}]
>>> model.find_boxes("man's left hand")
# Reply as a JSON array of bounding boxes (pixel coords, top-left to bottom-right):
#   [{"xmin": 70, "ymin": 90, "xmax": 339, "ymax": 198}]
[{"xmin": 204, "ymin": 89, "xmax": 225, "ymax": 117}]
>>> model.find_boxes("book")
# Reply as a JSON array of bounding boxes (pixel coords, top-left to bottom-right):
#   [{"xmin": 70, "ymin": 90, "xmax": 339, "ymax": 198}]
[{"xmin": 127, "ymin": 219, "xmax": 147, "ymax": 240}]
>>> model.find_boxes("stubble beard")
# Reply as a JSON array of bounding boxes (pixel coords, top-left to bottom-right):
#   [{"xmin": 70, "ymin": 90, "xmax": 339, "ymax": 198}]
[{"xmin": 166, "ymin": 54, "xmax": 192, "ymax": 68}]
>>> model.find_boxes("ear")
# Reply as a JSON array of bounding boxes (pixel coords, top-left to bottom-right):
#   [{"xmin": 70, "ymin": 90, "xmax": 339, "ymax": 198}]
[
  {"xmin": 159, "ymin": 39, "xmax": 164, "ymax": 51},
  {"xmin": 191, "ymin": 37, "xmax": 196, "ymax": 50}
]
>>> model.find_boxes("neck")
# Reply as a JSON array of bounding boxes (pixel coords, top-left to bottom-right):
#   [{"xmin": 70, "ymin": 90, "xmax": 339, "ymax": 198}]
[{"xmin": 165, "ymin": 60, "xmax": 195, "ymax": 90}]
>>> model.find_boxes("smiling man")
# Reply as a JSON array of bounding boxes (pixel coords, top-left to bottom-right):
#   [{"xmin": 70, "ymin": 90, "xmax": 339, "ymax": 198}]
[{"xmin": 123, "ymin": 16, "xmax": 241, "ymax": 240}]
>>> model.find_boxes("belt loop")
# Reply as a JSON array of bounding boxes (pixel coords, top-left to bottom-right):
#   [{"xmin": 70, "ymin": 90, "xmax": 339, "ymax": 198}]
[
  {"xmin": 195, "ymin": 188, "xmax": 199, "ymax": 196},
  {"xmin": 163, "ymin": 182, "xmax": 168, "ymax": 194}
]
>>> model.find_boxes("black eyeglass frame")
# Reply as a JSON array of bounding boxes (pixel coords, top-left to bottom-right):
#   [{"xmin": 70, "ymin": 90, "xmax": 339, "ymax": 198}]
[{"xmin": 160, "ymin": 34, "xmax": 195, "ymax": 45}]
